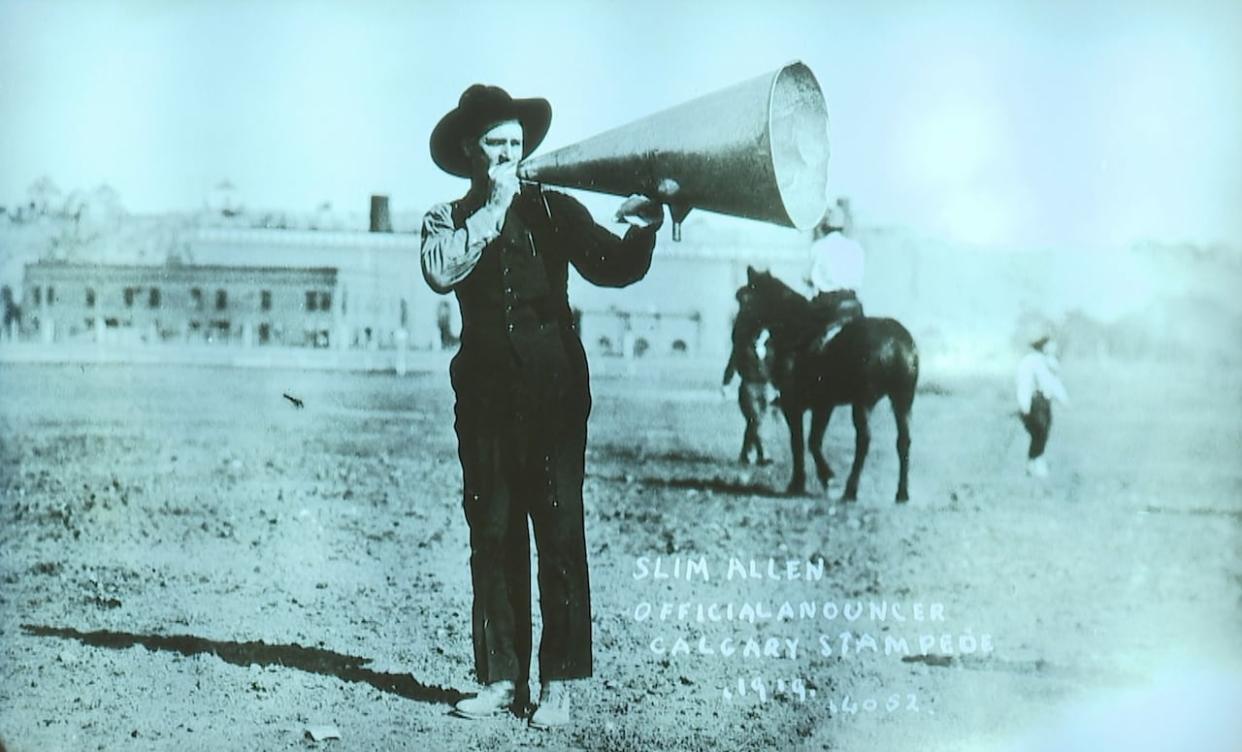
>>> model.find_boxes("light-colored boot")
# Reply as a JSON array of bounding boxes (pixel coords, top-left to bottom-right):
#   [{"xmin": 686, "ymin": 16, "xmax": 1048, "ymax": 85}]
[
  {"xmin": 529, "ymin": 680, "xmax": 573, "ymax": 729},
  {"xmin": 453, "ymin": 680, "xmax": 515, "ymax": 719}
]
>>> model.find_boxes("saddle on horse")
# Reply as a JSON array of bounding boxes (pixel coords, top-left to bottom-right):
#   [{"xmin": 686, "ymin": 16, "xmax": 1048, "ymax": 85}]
[{"xmin": 809, "ymin": 290, "xmax": 864, "ymax": 351}]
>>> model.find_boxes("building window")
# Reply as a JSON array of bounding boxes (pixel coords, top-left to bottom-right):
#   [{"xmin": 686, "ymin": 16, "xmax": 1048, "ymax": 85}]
[
  {"xmin": 258, "ymin": 323, "xmax": 270, "ymax": 344},
  {"xmin": 261, "ymin": 290, "xmax": 272, "ymax": 311},
  {"xmin": 124, "ymin": 287, "xmax": 135, "ymax": 307},
  {"xmin": 149, "ymin": 288, "xmax": 161, "ymax": 308},
  {"xmin": 215, "ymin": 289, "xmax": 227, "ymax": 310},
  {"xmin": 86, "ymin": 288, "xmax": 96, "ymax": 307},
  {"xmin": 47, "ymin": 286, "xmax": 55, "ymax": 306},
  {"xmin": 305, "ymin": 290, "xmax": 332, "ymax": 312},
  {"xmin": 33, "ymin": 287, "xmax": 41, "ymax": 306},
  {"xmin": 191, "ymin": 288, "xmax": 203, "ymax": 310}
]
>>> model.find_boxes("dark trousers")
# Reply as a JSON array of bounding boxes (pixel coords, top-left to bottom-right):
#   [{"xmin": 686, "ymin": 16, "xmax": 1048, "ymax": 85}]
[
  {"xmin": 810, "ymin": 290, "xmax": 864, "ymax": 327},
  {"xmin": 452, "ymin": 354, "xmax": 593, "ymax": 687},
  {"xmin": 1021, "ymin": 393, "xmax": 1052, "ymax": 459}
]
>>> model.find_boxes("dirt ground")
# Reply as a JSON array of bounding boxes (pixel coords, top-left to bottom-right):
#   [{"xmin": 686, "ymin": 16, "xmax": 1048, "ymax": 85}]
[{"xmin": 1, "ymin": 357, "xmax": 1239, "ymax": 751}]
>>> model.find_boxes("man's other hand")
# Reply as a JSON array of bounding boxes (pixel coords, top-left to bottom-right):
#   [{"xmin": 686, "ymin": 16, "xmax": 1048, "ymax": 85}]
[{"xmin": 615, "ymin": 195, "xmax": 664, "ymax": 229}]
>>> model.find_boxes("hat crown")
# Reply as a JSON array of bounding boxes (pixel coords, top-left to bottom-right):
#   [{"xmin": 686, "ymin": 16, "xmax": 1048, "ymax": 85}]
[{"xmin": 459, "ymin": 84, "xmax": 514, "ymax": 112}]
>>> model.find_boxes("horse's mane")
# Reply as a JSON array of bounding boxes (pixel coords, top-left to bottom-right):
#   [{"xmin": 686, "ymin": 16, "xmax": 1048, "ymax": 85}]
[{"xmin": 741, "ymin": 272, "xmax": 822, "ymax": 347}]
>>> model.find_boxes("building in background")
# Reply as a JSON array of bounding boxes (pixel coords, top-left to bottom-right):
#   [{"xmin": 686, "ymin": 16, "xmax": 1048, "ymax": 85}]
[
  {"xmin": 181, "ymin": 222, "xmax": 424, "ymax": 350},
  {"xmin": 9, "ymin": 197, "xmax": 813, "ymax": 361},
  {"xmin": 22, "ymin": 262, "xmax": 340, "ymax": 347},
  {"xmin": 11, "ymin": 195, "xmax": 434, "ymax": 352},
  {"xmin": 19, "ymin": 237, "xmax": 424, "ymax": 352},
  {"xmin": 11, "ymin": 203, "xmax": 1236, "ymax": 370}
]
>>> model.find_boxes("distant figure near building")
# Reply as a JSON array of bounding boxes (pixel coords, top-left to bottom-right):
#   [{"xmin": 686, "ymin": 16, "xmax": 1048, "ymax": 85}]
[
  {"xmin": 722, "ymin": 300, "xmax": 775, "ymax": 466},
  {"xmin": 1, "ymin": 286, "xmax": 20, "ymax": 340},
  {"xmin": 1015, "ymin": 335, "xmax": 1070, "ymax": 477},
  {"xmin": 808, "ymin": 198, "xmax": 864, "ymax": 329},
  {"xmin": 436, "ymin": 299, "xmax": 461, "ymax": 350}
]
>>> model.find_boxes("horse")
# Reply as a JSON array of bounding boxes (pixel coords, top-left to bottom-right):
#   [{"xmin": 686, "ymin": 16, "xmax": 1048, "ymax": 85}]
[{"xmin": 735, "ymin": 267, "xmax": 919, "ymax": 502}]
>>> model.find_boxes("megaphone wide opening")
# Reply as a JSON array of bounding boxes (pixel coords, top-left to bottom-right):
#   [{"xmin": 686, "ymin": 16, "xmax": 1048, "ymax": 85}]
[{"xmin": 769, "ymin": 63, "xmax": 831, "ymax": 230}]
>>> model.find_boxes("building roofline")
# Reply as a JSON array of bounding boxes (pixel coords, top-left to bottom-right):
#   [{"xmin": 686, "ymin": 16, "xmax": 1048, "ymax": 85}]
[
  {"xmin": 24, "ymin": 261, "xmax": 339, "ymax": 275},
  {"xmin": 191, "ymin": 226, "xmax": 420, "ymax": 249}
]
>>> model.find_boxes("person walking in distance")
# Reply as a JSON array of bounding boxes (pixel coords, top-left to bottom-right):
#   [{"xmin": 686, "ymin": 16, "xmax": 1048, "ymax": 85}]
[
  {"xmin": 722, "ymin": 300, "xmax": 776, "ymax": 466},
  {"xmin": 1015, "ymin": 335, "xmax": 1070, "ymax": 477}
]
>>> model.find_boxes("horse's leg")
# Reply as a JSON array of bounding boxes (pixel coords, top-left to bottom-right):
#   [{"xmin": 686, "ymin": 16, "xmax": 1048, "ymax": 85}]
[
  {"xmin": 808, "ymin": 405, "xmax": 834, "ymax": 489},
  {"xmin": 843, "ymin": 402, "xmax": 871, "ymax": 502},
  {"xmin": 782, "ymin": 405, "xmax": 807, "ymax": 495},
  {"xmin": 892, "ymin": 390, "xmax": 913, "ymax": 503}
]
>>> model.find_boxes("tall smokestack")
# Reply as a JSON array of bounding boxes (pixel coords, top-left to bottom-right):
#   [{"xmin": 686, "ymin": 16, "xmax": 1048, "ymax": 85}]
[{"xmin": 369, "ymin": 195, "xmax": 392, "ymax": 233}]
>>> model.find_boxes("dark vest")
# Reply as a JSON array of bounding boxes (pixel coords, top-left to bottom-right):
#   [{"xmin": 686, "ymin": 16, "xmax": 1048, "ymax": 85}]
[{"xmin": 450, "ymin": 187, "xmax": 584, "ymax": 396}]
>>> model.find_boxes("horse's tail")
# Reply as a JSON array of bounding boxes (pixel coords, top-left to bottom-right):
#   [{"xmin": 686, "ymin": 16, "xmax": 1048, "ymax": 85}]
[
  {"xmin": 905, "ymin": 335, "xmax": 920, "ymax": 387},
  {"xmin": 880, "ymin": 319, "xmax": 919, "ymax": 412}
]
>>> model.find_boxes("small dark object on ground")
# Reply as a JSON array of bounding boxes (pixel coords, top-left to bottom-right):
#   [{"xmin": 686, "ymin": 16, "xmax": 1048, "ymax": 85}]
[{"xmin": 902, "ymin": 654, "xmax": 953, "ymax": 667}]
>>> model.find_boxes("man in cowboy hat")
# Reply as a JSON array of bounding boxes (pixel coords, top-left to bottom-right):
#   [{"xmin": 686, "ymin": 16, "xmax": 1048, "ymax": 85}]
[
  {"xmin": 1015, "ymin": 333, "xmax": 1070, "ymax": 478},
  {"xmin": 420, "ymin": 84, "xmax": 663, "ymax": 729}
]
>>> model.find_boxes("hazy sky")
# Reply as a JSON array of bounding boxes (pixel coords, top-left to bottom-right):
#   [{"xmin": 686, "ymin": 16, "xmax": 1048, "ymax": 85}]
[{"xmin": 2, "ymin": 0, "xmax": 1239, "ymax": 249}]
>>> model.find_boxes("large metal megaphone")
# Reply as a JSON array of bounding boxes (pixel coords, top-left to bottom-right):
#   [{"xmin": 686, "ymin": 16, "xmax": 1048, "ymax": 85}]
[{"xmin": 517, "ymin": 61, "xmax": 830, "ymax": 241}]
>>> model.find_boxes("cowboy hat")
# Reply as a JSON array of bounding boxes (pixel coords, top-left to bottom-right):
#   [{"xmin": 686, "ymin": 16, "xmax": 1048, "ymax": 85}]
[{"xmin": 429, "ymin": 84, "xmax": 552, "ymax": 177}]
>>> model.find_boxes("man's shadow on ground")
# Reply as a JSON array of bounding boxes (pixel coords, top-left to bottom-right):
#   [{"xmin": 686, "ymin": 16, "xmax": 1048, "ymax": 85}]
[{"xmin": 21, "ymin": 624, "xmax": 463, "ymax": 706}]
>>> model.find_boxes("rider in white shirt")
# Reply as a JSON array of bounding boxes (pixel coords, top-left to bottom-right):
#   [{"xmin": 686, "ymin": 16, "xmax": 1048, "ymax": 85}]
[
  {"xmin": 808, "ymin": 198, "xmax": 865, "ymax": 331},
  {"xmin": 810, "ymin": 234, "xmax": 864, "ymax": 297}
]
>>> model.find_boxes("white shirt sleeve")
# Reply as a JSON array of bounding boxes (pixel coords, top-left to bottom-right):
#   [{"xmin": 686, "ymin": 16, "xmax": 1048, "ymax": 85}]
[
  {"xmin": 419, "ymin": 202, "xmax": 504, "ymax": 294},
  {"xmin": 1016, "ymin": 352, "xmax": 1069, "ymax": 412},
  {"xmin": 1035, "ymin": 356, "xmax": 1070, "ymax": 404}
]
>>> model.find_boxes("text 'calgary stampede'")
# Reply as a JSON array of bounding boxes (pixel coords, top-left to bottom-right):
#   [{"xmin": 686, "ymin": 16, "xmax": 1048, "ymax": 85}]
[{"xmin": 646, "ymin": 631, "xmax": 992, "ymax": 660}]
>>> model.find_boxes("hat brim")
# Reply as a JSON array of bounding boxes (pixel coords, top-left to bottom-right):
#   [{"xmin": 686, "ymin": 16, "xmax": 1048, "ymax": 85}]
[{"xmin": 430, "ymin": 97, "xmax": 552, "ymax": 178}]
